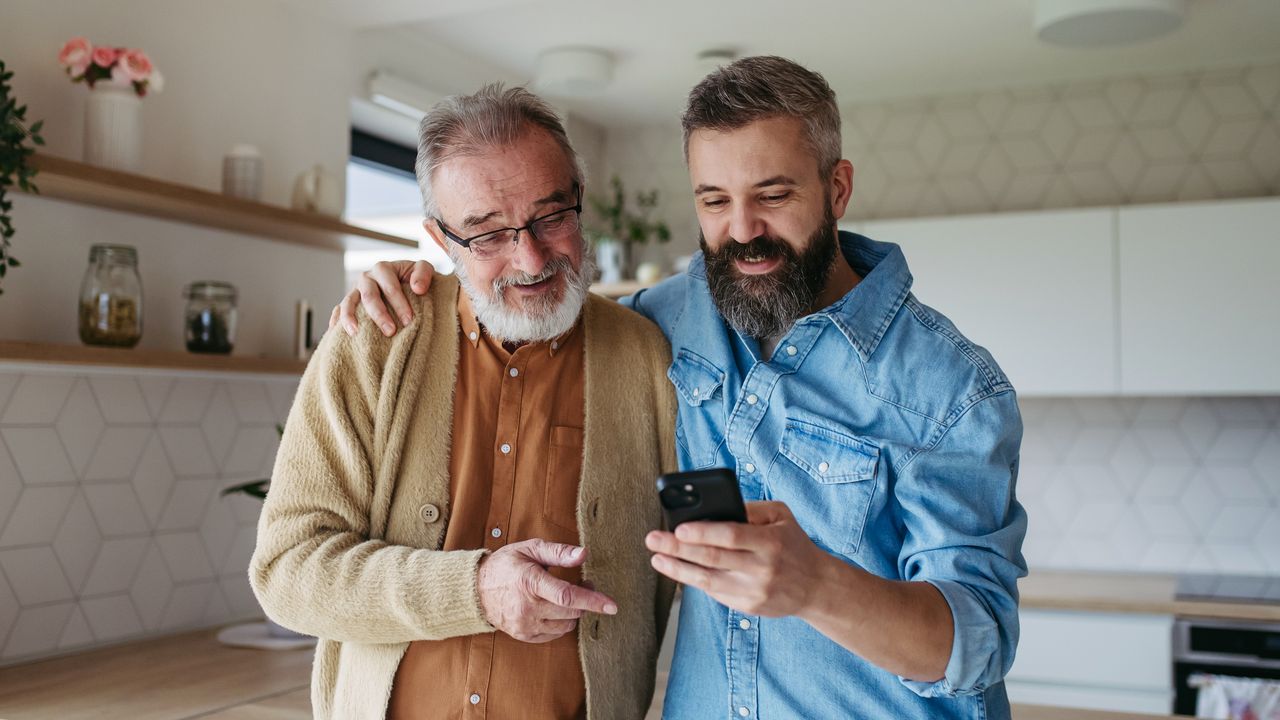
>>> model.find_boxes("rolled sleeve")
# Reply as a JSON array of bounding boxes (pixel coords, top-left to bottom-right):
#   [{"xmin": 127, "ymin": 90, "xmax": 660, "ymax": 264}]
[{"xmin": 894, "ymin": 390, "xmax": 1028, "ymax": 697}]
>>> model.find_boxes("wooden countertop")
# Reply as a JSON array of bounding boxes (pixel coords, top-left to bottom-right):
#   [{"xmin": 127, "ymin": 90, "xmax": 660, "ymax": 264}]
[
  {"xmin": 0, "ymin": 625, "xmax": 1192, "ymax": 719},
  {"xmin": 1021, "ymin": 570, "xmax": 1280, "ymax": 622}
]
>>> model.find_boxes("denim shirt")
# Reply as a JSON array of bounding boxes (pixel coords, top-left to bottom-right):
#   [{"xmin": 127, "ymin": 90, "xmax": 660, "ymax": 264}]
[{"xmin": 622, "ymin": 232, "xmax": 1028, "ymax": 720}]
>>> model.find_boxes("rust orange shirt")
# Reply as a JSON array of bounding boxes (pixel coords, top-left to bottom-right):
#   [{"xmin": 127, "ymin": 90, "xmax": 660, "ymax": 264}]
[{"xmin": 388, "ymin": 287, "xmax": 587, "ymax": 720}]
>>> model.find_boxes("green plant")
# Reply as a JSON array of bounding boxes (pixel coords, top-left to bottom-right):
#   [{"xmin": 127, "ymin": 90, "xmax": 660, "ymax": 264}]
[
  {"xmin": 219, "ymin": 423, "xmax": 283, "ymax": 501},
  {"xmin": 587, "ymin": 175, "xmax": 671, "ymax": 248},
  {"xmin": 0, "ymin": 59, "xmax": 44, "ymax": 295}
]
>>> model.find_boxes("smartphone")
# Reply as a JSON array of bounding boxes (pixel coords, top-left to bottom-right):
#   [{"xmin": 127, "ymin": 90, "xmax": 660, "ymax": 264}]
[{"xmin": 656, "ymin": 468, "xmax": 748, "ymax": 529}]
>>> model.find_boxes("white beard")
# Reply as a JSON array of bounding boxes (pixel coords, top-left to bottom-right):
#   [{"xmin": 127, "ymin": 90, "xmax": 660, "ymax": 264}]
[{"xmin": 451, "ymin": 239, "xmax": 595, "ymax": 344}]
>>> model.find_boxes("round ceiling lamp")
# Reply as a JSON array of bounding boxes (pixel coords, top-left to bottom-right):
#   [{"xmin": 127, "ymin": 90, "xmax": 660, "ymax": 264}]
[
  {"xmin": 1035, "ymin": 0, "xmax": 1187, "ymax": 47},
  {"xmin": 533, "ymin": 48, "xmax": 614, "ymax": 96}
]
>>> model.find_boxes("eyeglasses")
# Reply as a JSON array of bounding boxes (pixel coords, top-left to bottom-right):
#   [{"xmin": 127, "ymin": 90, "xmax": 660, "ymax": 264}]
[{"xmin": 436, "ymin": 185, "xmax": 583, "ymax": 261}]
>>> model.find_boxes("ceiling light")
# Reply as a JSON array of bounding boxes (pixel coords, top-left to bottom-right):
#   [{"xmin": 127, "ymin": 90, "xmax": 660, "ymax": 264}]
[
  {"xmin": 1035, "ymin": 0, "xmax": 1187, "ymax": 47},
  {"xmin": 534, "ymin": 48, "xmax": 614, "ymax": 97}
]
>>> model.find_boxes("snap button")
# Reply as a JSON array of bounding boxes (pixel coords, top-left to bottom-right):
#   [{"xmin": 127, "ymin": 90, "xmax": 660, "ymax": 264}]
[
  {"xmin": 692, "ymin": 387, "xmax": 700, "ymax": 397},
  {"xmin": 743, "ymin": 463, "xmax": 756, "ymax": 473},
  {"xmin": 739, "ymin": 707, "xmax": 750, "ymax": 717},
  {"xmin": 739, "ymin": 618, "xmax": 751, "ymax": 630},
  {"xmin": 818, "ymin": 461, "xmax": 829, "ymax": 474},
  {"xmin": 786, "ymin": 345, "xmax": 797, "ymax": 356},
  {"xmin": 419, "ymin": 504, "xmax": 440, "ymax": 523},
  {"xmin": 746, "ymin": 394, "xmax": 758, "ymax": 405}
]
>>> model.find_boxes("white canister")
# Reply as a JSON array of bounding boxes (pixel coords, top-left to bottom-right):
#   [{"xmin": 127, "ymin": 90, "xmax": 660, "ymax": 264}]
[
  {"xmin": 83, "ymin": 83, "xmax": 142, "ymax": 172},
  {"xmin": 222, "ymin": 144, "xmax": 263, "ymax": 201}
]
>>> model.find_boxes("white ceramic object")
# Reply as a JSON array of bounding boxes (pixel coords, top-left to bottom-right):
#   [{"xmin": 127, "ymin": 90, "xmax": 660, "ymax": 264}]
[
  {"xmin": 216, "ymin": 621, "xmax": 316, "ymax": 651},
  {"xmin": 84, "ymin": 84, "xmax": 142, "ymax": 172},
  {"xmin": 222, "ymin": 144, "xmax": 263, "ymax": 201},
  {"xmin": 291, "ymin": 164, "xmax": 343, "ymax": 216}
]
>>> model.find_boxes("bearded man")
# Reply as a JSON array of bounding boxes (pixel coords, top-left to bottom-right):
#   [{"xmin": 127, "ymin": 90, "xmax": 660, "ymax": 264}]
[
  {"xmin": 251, "ymin": 84, "xmax": 677, "ymax": 720},
  {"xmin": 337, "ymin": 57, "xmax": 1027, "ymax": 720}
]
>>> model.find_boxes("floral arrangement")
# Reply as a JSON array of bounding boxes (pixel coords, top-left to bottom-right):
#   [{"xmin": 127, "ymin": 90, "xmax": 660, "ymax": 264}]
[{"xmin": 58, "ymin": 37, "xmax": 163, "ymax": 97}]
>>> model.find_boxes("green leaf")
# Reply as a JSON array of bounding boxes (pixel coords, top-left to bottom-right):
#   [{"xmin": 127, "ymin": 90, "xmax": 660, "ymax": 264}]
[
  {"xmin": 8, "ymin": 257, "xmax": 19, "ymax": 267},
  {"xmin": 28, "ymin": 120, "xmax": 42, "ymax": 135}
]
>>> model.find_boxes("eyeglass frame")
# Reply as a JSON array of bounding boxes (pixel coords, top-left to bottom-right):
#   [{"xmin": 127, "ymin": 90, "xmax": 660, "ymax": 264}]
[{"xmin": 434, "ymin": 184, "xmax": 583, "ymax": 258}]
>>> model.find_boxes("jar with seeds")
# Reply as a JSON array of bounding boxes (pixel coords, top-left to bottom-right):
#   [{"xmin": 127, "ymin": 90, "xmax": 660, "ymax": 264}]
[{"xmin": 78, "ymin": 244, "xmax": 143, "ymax": 347}]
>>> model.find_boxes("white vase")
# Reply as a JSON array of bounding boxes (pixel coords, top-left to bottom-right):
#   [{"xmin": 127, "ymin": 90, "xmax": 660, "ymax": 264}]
[{"xmin": 84, "ymin": 83, "xmax": 142, "ymax": 172}]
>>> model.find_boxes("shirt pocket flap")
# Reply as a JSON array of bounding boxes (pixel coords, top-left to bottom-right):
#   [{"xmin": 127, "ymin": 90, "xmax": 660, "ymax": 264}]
[
  {"xmin": 780, "ymin": 419, "xmax": 879, "ymax": 484},
  {"xmin": 667, "ymin": 350, "xmax": 725, "ymax": 407}
]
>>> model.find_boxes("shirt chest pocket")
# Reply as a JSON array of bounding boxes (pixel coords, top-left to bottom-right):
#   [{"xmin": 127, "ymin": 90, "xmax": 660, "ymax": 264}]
[
  {"xmin": 666, "ymin": 350, "xmax": 728, "ymax": 470},
  {"xmin": 771, "ymin": 418, "xmax": 880, "ymax": 558},
  {"xmin": 543, "ymin": 425, "xmax": 584, "ymax": 535}
]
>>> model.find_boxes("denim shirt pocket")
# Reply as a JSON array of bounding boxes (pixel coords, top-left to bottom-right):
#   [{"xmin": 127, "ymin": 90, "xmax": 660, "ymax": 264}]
[
  {"xmin": 667, "ymin": 349, "xmax": 728, "ymax": 469},
  {"xmin": 773, "ymin": 418, "xmax": 880, "ymax": 557}
]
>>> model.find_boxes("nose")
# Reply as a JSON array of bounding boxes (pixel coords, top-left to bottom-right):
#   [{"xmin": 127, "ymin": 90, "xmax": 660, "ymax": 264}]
[
  {"xmin": 727, "ymin": 203, "xmax": 766, "ymax": 245},
  {"xmin": 509, "ymin": 228, "xmax": 550, "ymax": 276}
]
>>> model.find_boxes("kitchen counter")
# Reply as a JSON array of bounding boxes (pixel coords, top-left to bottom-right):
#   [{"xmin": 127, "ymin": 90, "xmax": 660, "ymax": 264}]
[
  {"xmin": 0, "ymin": 624, "xmax": 1193, "ymax": 719},
  {"xmin": 1021, "ymin": 570, "xmax": 1280, "ymax": 622}
]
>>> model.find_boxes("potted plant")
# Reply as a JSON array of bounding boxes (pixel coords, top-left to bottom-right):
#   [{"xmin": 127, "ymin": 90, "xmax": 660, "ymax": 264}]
[
  {"xmin": 58, "ymin": 37, "xmax": 163, "ymax": 172},
  {"xmin": 0, "ymin": 59, "xmax": 43, "ymax": 296},
  {"xmin": 587, "ymin": 175, "xmax": 671, "ymax": 283}
]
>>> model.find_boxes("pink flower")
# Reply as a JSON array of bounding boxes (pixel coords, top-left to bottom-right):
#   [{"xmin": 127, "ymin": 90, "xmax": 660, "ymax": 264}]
[
  {"xmin": 58, "ymin": 36, "xmax": 92, "ymax": 77},
  {"xmin": 91, "ymin": 46, "xmax": 118, "ymax": 68},
  {"xmin": 115, "ymin": 49, "xmax": 154, "ymax": 83}
]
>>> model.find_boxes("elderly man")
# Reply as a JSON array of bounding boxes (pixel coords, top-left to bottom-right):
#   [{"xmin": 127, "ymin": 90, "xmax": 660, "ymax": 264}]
[
  {"xmin": 339, "ymin": 57, "xmax": 1027, "ymax": 720},
  {"xmin": 251, "ymin": 84, "xmax": 676, "ymax": 720}
]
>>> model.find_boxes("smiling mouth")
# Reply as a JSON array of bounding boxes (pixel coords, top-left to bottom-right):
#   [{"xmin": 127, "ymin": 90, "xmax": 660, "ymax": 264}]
[{"xmin": 734, "ymin": 255, "xmax": 782, "ymax": 275}]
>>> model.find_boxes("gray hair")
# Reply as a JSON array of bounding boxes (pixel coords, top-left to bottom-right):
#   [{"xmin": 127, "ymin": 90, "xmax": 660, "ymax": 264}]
[
  {"xmin": 682, "ymin": 56, "xmax": 842, "ymax": 179},
  {"xmin": 415, "ymin": 82, "xmax": 583, "ymax": 218}
]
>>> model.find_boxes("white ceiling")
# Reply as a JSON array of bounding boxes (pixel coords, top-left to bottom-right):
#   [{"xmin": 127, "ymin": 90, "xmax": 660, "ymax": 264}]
[{"xmin": 340, "ymin": 0, "xmax": 1280, "ymax": 127}]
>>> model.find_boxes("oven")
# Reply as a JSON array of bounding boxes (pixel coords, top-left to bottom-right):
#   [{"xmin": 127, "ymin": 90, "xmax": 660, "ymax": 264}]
[{"xmin": 1172, "ymin": 616, "xmax": 1280, "ymax": 715}]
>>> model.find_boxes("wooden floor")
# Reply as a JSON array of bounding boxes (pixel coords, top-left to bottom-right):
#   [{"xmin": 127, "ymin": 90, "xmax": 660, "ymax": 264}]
[{"xmin": 0, "ymin": 626, "xmax": 1183, "ymax": 719}]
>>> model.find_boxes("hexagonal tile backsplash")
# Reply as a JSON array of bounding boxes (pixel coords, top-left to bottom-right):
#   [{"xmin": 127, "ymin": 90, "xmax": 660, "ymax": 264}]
[
  {"xmin": 605, "ymin": 61, "xmax": 1280, "ymax": 259},
  {"xmin": 1, "ymin": 366, "xmax": 1277, "ymax": 666},
  {"xmin": 0, "ymin": 368, "xmax": 295, "ymax": 666}
]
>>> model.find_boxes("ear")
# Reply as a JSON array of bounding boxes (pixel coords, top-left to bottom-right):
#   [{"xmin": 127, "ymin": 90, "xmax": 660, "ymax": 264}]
[
  {"xmin": 829, "ymin": 159, "xmax": 854, "ymax": 221},
  {"xmin": 424, "ymin": 218, "xmax": 449, "ymax": 254}
]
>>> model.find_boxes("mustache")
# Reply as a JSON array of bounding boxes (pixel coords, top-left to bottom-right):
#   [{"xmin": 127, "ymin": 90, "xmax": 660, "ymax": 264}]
[
  {"xmin": 709, "ymin": 235, "xmax": 797, "ymax": 264},
  {"xmin": 492, "ymin": 255, "xmax": 571, "ymax": 294}
]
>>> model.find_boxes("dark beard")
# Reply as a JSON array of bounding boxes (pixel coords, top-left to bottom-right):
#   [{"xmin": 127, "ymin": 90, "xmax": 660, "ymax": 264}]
[{"xmin": 701, "ymin": 208, "xmax": 839, "ymax": 341}]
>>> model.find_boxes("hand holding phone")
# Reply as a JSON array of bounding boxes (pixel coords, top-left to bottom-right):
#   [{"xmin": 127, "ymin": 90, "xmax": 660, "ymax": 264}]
[{"xmin": 656, "ymin": 468, "xmax": 747, "ymax": 529}]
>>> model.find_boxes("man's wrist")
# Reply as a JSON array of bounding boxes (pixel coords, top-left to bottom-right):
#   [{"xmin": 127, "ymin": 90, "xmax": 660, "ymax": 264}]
[{"xmin": 797, "ymin": 549, "xmax": 855, "ymax": 624}]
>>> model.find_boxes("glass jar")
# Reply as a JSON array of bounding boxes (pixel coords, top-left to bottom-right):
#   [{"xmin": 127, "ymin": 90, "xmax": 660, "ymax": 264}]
[
  {"xmin": 79, "ymin": 244, "xmax": 143, "ymax": 347},
  {"xmin": 184, "ymin": 281, "xmax": 237, "ymax": 354}
]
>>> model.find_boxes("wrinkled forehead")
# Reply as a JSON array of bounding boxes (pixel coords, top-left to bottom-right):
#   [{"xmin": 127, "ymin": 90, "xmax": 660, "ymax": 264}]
[
  {"xmin": 434, "ymin": 131, "xmax": 578, "ymax": 222},
  {"xmin": 686, "ymin": 117, "xmax": 820, "ymax": 191}
]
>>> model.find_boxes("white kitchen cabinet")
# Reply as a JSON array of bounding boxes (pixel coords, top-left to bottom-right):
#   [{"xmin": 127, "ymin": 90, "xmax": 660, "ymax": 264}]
[
  {"xmin": 1007, "ymin": 609, "xmax": 1173, "ymax": 714},
  {"xmin": 861, "ymin": 209, "xmax": 1119, "ymax": 396},
  {"xmin": 1117, "ymin": 198, "xmax": 1280, "ymax": 395}
]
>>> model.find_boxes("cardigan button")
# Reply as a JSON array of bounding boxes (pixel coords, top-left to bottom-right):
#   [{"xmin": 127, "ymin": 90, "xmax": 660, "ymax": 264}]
[{"xmin": 419, "ymin": 504, "xmax": 440, "ymax": 523}]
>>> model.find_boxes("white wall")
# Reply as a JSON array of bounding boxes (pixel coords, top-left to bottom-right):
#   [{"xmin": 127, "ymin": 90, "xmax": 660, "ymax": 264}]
[
  {"xmin": 2, "ymin": 0, "xmax": 352, "ymax": 205},
  {"xmin": 0, "ymin": 0, "xmax": 354, "ymax": 354}
]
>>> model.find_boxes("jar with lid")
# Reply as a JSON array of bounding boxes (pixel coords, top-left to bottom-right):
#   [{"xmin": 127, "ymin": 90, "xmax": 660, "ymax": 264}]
[
  {"xmin": 79, "ymin": 244, "xmax": 143, "ymax": 347},
  {"xmin": 184, "ymin": 281, "xmax": 237, "ymax": 354}
]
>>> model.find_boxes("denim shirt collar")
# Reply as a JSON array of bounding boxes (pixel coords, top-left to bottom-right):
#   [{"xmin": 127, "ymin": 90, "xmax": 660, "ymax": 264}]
[{"xmin": 686, "ymin": 231, "xmax": 913, "ymax": 362}]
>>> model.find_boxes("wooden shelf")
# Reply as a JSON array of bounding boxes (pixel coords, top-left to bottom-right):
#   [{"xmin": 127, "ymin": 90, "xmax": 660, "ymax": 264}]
[
  {"xmin": 0, "ymin": 340, "xmax": 307, "ymax": 375},
  {"xmin": 25, "ymin": 154, "xmax": 417, "ymax": 252}
]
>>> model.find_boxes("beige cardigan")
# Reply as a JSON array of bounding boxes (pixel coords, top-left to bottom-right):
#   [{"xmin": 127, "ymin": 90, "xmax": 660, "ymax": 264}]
[{"xmin": 251, "ymin": 276, "xmax": 677, "ymax": 720}]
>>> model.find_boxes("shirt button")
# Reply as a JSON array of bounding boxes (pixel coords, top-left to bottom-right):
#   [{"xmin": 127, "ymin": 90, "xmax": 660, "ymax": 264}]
[
  {"xmin": 551, "ymin": 341, "xmax": 559, "ymax": 350},
  {"xmin": 786, "ymin": 345, "xmax": 797, "ymax": 356},
  {"xmin": 419, "ymin": 504, "xmax": 440, "ymax": 523},
  {"xmin": 743, "ymin": 463, "xmax": 756, "ymax": 473},
  {"xmin": 509, "ymin": 367, "xmax": 519, "ymax": 377},
  {"xmin": 818, "ymin": 461, "xmax": 830, "ymax": 474},
  {"xmin": 692, "ymin": 387, "xmax": 700, "ymax": 397},
  {"xmin": 746, "ymin": 394, "xmax": 758, "ymax": 405},
  {"xmin": 469, "ymin": 693, "xmax": 481, "ymax": 705},
  {"xmin": 738, "ymin": 707, "xmax": 750, "ymax": 717},
  {"xmin": 468, "ymin": 331, "xmax": 478, "ymax": 341},
  {"xmin": 739, "ymin": 618, "xmax": 751, "ymax": 630},
  {"xmin": 500, "ymin": 443, "xmax": 511, "ymax": 454},
  {"xmin": 491, "ymin": 527, "xmax": 502, "ymax": 538}
]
